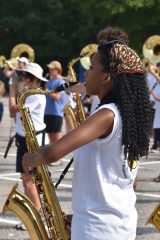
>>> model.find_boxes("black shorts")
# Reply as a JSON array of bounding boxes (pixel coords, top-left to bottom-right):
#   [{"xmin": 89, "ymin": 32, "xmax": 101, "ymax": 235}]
[
  {"xmin": 16, "ymin": 134, "xmax": 28, "ymax": 173},
  {"xmin": 44, "ymin": 115, "xmax": 63, "ymax": 133},
  {"xmin": 16, "ymin": 130, "xmax": 45, "ymax": 173}
]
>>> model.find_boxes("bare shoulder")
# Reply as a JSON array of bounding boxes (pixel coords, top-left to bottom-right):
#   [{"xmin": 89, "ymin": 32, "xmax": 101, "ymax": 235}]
[
  {"xmin": 89, "ymin": 108, "xmax": 115, "ymax": 135},
  {"xmin": 69, "ymin": 107, "xmax": 115, "ymax": 143},
  {"xmin": 88, "ymin": 107, "xmax": 115, "ymax": 125},
  {"xmin": 51, "ymin": 107, "xmax": 115, "ymax": 158}
]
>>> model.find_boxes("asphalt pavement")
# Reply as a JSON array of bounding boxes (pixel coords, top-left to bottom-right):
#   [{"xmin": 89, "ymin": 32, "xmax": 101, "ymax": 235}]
[{"xmin": 0, "ymin": 95, "xmax": 160, "ymax": 240}]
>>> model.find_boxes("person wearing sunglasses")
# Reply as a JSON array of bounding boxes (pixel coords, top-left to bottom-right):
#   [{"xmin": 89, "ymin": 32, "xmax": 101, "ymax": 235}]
[
  {"xmin": 23, "ymin": 42, "xmax": 152, "ymax": 239},
  {"xmin": 11, "ymin": 63, "xmax": 48, "ymax": 230}
]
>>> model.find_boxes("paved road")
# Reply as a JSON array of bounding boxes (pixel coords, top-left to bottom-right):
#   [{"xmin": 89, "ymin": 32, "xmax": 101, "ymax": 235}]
[{"xmin": 0, "ymin": 96, "xmax": 160, "ymax": 240}]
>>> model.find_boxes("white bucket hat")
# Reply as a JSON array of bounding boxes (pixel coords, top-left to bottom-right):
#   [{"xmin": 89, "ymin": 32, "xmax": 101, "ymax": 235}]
[{"xmin": 17, "ymin": 62, "xmax": 48, "ymax": 82}]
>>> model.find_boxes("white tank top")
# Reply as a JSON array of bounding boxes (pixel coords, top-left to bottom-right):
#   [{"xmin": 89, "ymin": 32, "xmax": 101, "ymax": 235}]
[{"xmin": 71, "ymin": 103, "xmax": 138, "ymax": 240}]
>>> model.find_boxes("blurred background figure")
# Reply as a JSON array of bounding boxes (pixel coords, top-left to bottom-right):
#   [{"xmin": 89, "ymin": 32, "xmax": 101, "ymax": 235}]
[
  {"xmin": 8, "ymin": 57, "xmax": 29, "ymax": 118},
  {"xmin": 151, "ymin": 65, "xmax": 160, "ymax": 152},
  {"xmin": 145, "ymin": 61, "xmax": 160, "ymax": 152},
  {"xmin": 3, "ymin": 58, "xmax": 18, "ymax": 118},
  {"xmin": 44, "ymin": 60, "xmax": 66, "ymax": 142},
  {"xmin": 0, "ymin": 80, "xmax": 5, "ymax": 123},
  {"xmin": 17, "ymin": 57, "xmax": 29, "ymax": 69},
  {"xmin": 150, "ymin": 64, "xmax": 160, "ymax": 182}
]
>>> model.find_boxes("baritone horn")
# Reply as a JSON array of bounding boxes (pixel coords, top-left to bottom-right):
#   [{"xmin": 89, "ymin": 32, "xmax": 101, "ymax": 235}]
[
  {"xmin": 10, "ymin": 43, "xmax": 35, "ymax": 62},
  {"xmin": 143, "ymin": 35, "xmax": 160, "ymax": 63}
]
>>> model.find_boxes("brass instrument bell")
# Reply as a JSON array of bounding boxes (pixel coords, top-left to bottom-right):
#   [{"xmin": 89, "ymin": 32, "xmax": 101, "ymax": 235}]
[
  {"xmin": 143, "ymin": 35, "xmax": 160, "ymax": 63},
  {"xmin": 146, "ymin": 203, "xmax": 160, "ymax": 231},
  {"xmin": 80, "ymin": 43, "xmax": 98, "ymax": 70},
  {"xmin": 10, "ymin": 43, "xmax": 35, "ymax": 62}
]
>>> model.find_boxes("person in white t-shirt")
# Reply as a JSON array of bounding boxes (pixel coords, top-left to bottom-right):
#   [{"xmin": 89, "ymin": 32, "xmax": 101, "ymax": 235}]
[
  {"xmin": 22, "ymin": 42, "xmax": 152, "ymax": 240},
  {"xmin": 11, "ymin": 63, "xmax": 48, "ymax": 219}
]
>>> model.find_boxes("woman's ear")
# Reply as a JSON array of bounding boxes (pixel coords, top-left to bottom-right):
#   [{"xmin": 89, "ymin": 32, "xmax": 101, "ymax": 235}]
[{"xmin": 102, "ymin": 73, "xmax": 111, "ymax": 85}]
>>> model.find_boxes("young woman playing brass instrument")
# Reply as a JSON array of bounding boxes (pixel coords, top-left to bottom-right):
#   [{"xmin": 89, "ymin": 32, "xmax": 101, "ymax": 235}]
[
  {"xmin": 23, "ymin": 41, "xmax": 152, "ymax": 240},
  {"xmin": 12, "ymin": 63, "xmax": 48, "ymax": 230}
]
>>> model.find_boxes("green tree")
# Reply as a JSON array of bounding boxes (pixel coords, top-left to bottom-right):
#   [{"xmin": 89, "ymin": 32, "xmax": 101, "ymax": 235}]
[{"xmin": 0, "ymin": 0, "xmax": 159, "ymax": 73}]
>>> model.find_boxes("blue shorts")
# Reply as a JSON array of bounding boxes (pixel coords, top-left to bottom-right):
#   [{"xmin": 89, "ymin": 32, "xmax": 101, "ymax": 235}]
[{"xmin": 44, "ymin": 115, "xmax": 63, "ymax": 133}]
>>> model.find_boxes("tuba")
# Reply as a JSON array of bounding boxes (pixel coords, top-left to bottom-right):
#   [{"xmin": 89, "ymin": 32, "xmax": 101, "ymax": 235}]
[
  {"xmin": 10, "ymin": 43, "xmax": 35, "ymax": 62},
  {"xmin": 143, "ymin": 35, "xmax": 160, "ymax": 63},
  {"xmin": 2, "ymin": 88, "xmax": 71, "ymax": 240},
  {"xmin": 146, "ymin": 203, "xmax": 160, "ymax": 231}
]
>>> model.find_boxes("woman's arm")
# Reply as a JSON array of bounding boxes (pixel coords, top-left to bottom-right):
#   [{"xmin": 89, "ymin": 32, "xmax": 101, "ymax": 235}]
[{"xmin": 22, "ymin": 108, "xmax": 114, "ymax": 173}]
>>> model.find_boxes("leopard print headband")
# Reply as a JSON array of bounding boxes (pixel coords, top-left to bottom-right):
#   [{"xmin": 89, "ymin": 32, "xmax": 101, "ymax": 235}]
[{"xmin": 98, "ymin": 41, "xmax": 144, "ymax": 78}]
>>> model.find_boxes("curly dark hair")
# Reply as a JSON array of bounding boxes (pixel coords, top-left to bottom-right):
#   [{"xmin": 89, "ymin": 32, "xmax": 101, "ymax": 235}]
[
  {"xmin": 98, "ymin": 42, "xmax": 152, "ymax": 163},
  {"xmin": 97, "ymin": 26, "xmax": 129, "ymax": 45},
  {"xmin": 114, "ymin": 74, "xmax": 152, "ymax": 161}
]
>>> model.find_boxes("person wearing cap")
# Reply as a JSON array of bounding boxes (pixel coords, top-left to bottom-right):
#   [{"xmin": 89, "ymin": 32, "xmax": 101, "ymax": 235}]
[
  {"xmin": 44, "ymin": 60, "xmax": 66, "ymax": 142},
  {"xmin": 17, "ymin": 57, "xmax": 29, "ymax": 70},
  {"xmin": 11, "ymin": 63, "xmax": 48, "ymax": 230}
]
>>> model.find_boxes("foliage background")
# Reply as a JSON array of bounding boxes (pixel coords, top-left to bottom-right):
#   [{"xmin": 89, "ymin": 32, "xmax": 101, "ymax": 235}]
[{"xmin": 0, "ymin": 0, "xmax": 159, "ymax": 74}]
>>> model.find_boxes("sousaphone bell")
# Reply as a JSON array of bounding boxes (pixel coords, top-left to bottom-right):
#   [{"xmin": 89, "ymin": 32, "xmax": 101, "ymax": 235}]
[
  {"xmin": 10, "ymin": 43, "xmax": 35, "ymax": 62},
  {"xmin": 143, "ymin": 35, "xmax": 160, "ymax": 63}
]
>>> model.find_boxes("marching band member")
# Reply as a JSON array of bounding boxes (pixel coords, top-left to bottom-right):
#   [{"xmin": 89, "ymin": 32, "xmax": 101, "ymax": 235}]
[
  {"xmin": 44, "ymin": 60, "xmax": 66, "ymax": 142},
  {"xmin": 23, "ymin": 41, "xmax": 152, "ymax": 240},
  {"xmin": 12, "ymin": 63, "xmax": 48, "ymax": 230},
  {"xmin": 0, "ymin": 80, "xmax": 5, "ymax": 123}
]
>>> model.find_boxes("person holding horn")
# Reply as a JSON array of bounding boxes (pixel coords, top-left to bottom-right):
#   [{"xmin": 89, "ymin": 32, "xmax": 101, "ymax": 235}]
[
  {"xmin": 23, "ymin": 41, "xmax": 152, "ymax": 239},
  {"xmin": 12, "ymin": 63, "xmax": 48, "ymax": 230}
]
